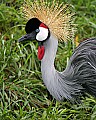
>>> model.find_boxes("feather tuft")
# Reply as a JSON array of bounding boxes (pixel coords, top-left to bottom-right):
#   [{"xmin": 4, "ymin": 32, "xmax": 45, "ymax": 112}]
[{"xmin": 22, "ymin": 0, "xmax": 76, "ymax": 41}]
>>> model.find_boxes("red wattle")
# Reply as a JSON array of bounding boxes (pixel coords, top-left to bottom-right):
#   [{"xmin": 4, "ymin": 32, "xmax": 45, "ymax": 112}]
[{"xmin": 38, "ymin": 46, "xmax": 45, "ymax": 60}]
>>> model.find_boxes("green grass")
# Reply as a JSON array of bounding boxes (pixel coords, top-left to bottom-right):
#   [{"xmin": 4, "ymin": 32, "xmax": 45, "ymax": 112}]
[{"xmin": 0, "ymin": 0, "xmax": 96, "ymax": 119}]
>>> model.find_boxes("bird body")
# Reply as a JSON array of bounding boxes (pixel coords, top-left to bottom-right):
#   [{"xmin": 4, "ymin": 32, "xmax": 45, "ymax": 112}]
[
  {"xmin": 41, "ymin": 32, "xmax": 96, "ymax": 101},
  {"xmin": 18, "ymin": 0, "xmax": 96, "ymax": 102}
]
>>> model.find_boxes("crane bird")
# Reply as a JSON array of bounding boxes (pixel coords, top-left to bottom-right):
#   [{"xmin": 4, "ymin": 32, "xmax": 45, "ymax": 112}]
[{"xmin": 18, "ymin": 0, "xmax": 96, "ymax": 102}]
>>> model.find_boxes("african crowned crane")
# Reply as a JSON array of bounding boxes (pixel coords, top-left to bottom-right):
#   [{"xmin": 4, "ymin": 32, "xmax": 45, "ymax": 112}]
[{"xmin": 18, "ymin": 0, "xmax": 96, "ymax": 102}]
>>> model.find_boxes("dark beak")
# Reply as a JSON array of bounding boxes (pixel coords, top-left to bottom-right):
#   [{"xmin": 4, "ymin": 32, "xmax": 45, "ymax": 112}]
[{"xmin": 18, "ymin": 31, "xmax": 36, "ymax": 43}]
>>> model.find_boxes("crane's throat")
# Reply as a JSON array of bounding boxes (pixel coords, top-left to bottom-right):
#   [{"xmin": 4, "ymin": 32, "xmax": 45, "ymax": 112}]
[{"xmin": 38, "ymin": 46, "xmax": 45, "ymax": 60}]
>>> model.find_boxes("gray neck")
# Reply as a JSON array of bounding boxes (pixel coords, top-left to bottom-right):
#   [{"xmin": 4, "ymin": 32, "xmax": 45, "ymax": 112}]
[
  {"xmin": 41, "ymin": 33, "xmax": 59, "ymax": 97},
  {"xmin": 41, "ymin": 33, "xmax": 83, "ymax": 101}
]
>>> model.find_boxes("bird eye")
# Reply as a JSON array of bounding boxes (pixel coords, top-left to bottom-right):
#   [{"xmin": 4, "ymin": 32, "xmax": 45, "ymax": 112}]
[{"xmin": 36, "ymin": 29, "xmax": 40, "ymax": 33}]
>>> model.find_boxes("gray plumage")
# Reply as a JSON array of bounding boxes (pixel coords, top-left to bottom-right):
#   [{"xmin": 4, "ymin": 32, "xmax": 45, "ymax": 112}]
[{"xmin": 41, "ymin": 33, "xmax": 96, "ymax": 101}]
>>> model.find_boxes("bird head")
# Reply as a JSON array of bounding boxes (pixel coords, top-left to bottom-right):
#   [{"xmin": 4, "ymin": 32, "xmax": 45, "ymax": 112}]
[
  {"xmin": 18, "ymin": 0, "xmax": 76, "ymax": 60},
  {"xmin": 18, "ymin": 18, "xmax": 50, "ymax": 60}
]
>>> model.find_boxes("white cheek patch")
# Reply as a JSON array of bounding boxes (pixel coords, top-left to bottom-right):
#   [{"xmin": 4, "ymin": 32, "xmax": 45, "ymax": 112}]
[{"xmin": 36, "ymin": 27, "xmax": 49, "ymax": 41}]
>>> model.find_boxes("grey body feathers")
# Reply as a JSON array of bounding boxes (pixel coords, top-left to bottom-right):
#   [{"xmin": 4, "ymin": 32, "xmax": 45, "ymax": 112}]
[{"xmin": 41, "ymin": 34, "xmax": 96, "ymax": 101}]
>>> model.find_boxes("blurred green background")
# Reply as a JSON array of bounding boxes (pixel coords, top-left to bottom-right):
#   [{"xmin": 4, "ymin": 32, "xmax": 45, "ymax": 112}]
[{"xmin": 0, "ymin": 0, "xmax": 96, "ymax": 119}]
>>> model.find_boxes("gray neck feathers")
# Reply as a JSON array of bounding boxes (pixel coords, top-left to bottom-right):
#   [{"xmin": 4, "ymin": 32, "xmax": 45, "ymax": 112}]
[{"xmin": 41, "ymin": 33, "xmax": 83, "ymax": 101}]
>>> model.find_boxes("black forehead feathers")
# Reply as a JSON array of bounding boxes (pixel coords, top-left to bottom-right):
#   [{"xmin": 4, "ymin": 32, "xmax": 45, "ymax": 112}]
[{"xmin": 25, "ymin": 18, "xmax": 41, "ymax": 33}]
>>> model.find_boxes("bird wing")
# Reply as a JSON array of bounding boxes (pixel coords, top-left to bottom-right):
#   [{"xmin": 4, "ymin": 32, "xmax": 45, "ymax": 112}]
[{"xmin": 70, "ymin": 38, "xmax": 96, "ymax": 97}]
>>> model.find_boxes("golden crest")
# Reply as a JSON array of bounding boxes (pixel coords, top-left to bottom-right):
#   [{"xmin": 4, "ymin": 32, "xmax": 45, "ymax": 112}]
[{"xmin": 22, "ymin": 0, "xmax": 76, "ymax": 41}]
